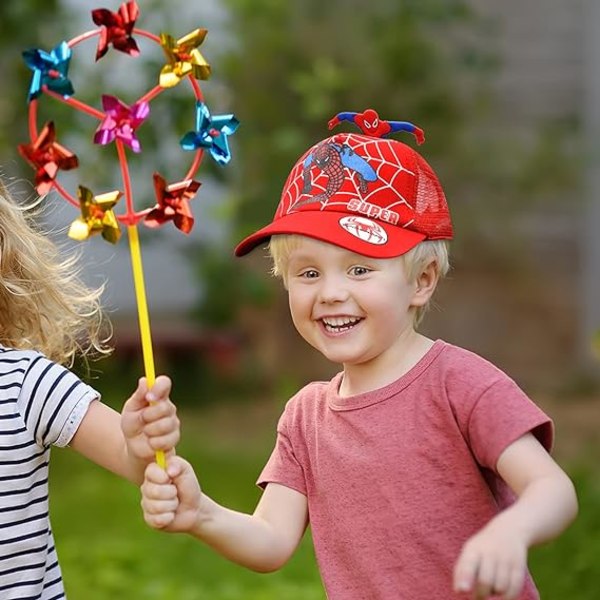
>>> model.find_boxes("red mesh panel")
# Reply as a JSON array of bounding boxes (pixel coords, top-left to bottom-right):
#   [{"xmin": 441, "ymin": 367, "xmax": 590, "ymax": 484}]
[{"xmin": 415, "ymin": 156, "xmax": 453, "ymax": 238}]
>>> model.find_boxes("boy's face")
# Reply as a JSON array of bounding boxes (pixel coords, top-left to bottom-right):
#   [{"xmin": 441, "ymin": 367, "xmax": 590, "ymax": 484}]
[{"xmin": 284, "ymin": 237, "xmax": 420, "ymax": 370}]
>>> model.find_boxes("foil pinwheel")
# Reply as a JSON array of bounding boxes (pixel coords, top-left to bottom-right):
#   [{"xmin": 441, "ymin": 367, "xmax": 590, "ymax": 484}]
[
  {"xmin": 22, "ymin": 41, "xmax": 74, "ymax": 102},
  {"xmin": 159, "ymin": 29, "xmax": 211, "ymax": 88},
  {"xmin": 18, "ymin": 0, "xmax": 238, "ymax": 467},
  {"xmin": 94, "ymin": 95, "xmax": 150, "ymax": 152},
  {"xmin": 17, "ymin": 121, "xmax": 78, "ymax": 196},
  {"xmin": 181, "ymin": 101, "xmax": 240, "ymax": 165},
  {"xmin": 69, "ymin": 186, "xmax": 122, "ymax": 244},
  {"xmin": 145, "ymin": 173, "xmax": 200, "ymax": 234},
  {"xmin": 92, "ymin": 0, "xmax": 140, "ymax": 60}
]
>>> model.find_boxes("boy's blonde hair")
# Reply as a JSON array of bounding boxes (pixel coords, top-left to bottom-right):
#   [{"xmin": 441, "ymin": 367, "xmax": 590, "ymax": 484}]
[
  {"xmin": 268, "ymin": 234, "xmax": 450, "ymax": 326},
  {"xmin": 0, "ymin": 180, "xmax": 111, "ymax": 365}
]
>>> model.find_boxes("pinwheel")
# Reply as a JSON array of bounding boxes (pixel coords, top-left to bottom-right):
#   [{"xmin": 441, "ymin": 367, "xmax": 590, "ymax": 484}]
[
  {"xmin": 22, "ymin": 41, "xmax": 74, "ymax": 101},
  {"xmin": 93, "ymin": 95, "xmax": 150, "ymax": 152},
  {"xmin": 92, "ymin": 0, "xmax": 140, "ymax": 60},
  {"xmin": 17, "ymin": 121, "xmax": 78, "ymax": 196},
  {"xmin": 159, "ymin": 29, "xmax": 211, "ymax": 88},
  {"xmin": 69, "ymin": 186, "xmax": 123, "ymax": 244},
  {"xmin": 145, "ymin": 173, "xmax": 200, "ymax": 234},
  {"xmin": 19, "ymin": 0, "xmax": 238, "ymax": 467},
  {"xmin": 181, "ymin": 101, "xmax": 240, "ymax": 165}
]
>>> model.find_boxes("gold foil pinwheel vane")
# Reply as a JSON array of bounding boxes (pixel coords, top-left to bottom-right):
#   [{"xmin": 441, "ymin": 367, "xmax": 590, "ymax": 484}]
[
  {"xmin": 68, "ymin": 186, "xmax": 122, "ymax": 244},
  {"xmin": 159, "ymin": 29, "xmax": 211, "ymax": 88}
]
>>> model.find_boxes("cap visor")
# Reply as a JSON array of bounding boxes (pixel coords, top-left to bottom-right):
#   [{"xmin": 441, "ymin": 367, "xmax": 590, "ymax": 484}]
[{"xmin": 234, "ymin": 211, "xmax": 426, "ymax": 258}]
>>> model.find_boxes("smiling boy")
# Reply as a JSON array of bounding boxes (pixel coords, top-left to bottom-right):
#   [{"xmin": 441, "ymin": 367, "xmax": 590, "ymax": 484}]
[{"xmin": 141, "ymin": 110, "xmax": 577, "ymax": 599}]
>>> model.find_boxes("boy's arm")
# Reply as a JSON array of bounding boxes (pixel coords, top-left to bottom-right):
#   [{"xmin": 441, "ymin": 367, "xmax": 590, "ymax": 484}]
[
  {"xmin": 70, "ymin": 376, "xmax": 179, "ymax": 484},
  {"xmin": 453, "ymin": 432, "xmax": 578, "ymax": 599},
  {"xmin": 142, "ymin": 457, "xmax": 308, "ymax": 573}
]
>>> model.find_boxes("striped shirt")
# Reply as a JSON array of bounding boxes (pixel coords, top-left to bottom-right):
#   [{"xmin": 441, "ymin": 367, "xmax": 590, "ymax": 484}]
[{"xmin": 0, "ymin": 346, "xmax": 99, "ymax": 599}]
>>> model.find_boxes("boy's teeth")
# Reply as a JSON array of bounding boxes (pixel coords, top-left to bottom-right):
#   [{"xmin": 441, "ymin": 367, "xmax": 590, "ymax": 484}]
[{"xmin": 322, "ymin": 317, "xmax": 360, "ymax": 331}]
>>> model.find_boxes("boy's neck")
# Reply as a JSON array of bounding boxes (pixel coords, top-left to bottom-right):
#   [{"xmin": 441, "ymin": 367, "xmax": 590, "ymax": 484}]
[{"xmin": 338, "ymin": 331, "xmax": 434, "ymax": 398}]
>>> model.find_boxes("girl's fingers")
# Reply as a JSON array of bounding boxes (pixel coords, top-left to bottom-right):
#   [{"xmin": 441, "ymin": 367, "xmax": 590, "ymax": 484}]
[
  {"xmin": 148, "ymin": 433, "xmax": 180, "ymax": 452},
  {"xmin": 146, "ymin": 375, "xmax": 172, "ymax": 404},
  {"xmin": 142, "ymin": 415, "xmax": 180, "ymax": 438}
]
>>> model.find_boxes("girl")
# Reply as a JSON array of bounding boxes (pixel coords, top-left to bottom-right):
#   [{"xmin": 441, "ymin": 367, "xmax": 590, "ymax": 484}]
[{"xmin": 0, "ymin": 177, "xmax": 179, "ymax": 599}]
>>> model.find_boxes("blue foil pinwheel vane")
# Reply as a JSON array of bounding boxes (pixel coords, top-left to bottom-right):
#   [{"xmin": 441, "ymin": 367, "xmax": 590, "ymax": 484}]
[{"xmin": 18, "ymin": 0, "xmax": 239, "ymax": 467}]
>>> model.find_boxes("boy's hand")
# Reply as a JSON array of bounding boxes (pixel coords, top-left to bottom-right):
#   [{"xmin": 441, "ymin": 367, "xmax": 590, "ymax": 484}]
[
  {"xmin": 121, "ymin": 376, "xmax": 180, "ymax": 462},
  {"xmin": 453, "ymin": 521, "xmax": 527, "ymax": 599},
  {"xmin": 141, "ymin": 456, "xmax": 202, "ymax": 533}
]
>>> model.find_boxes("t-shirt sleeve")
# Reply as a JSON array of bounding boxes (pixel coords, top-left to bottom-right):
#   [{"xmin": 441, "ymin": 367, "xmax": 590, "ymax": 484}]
[
  {"xmin": 19, "ymin": 355, "xmax": 100, "ymax": 448},
  {"xmin": 464, "ymin": 376, "xmax": 554, "ymax": 472},
  {"xmin": 257, "ymin": 404, "xmax": 307, "ymax": 496}
]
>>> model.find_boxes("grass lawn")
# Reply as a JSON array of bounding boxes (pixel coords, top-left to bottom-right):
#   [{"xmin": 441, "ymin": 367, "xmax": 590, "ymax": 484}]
[{"xmin": 49, "ymin": 395, "xmax": 600, "ymax": 599}]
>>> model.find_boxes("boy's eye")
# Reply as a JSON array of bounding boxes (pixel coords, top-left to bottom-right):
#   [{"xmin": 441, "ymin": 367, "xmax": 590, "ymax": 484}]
[
  {"xmin": 349, "ymin": 266, "xmax": 371, "ymax": 276},
  {"xmin": 300, "ymin": 269, "xmax": 319, "ymax": 279}
]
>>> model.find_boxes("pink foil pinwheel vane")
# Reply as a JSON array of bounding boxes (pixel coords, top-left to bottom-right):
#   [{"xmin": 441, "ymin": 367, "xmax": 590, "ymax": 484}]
[
  {"xmin": 93, "ymin": 94, "xmax": 150, "ymax": 152},
  {"xmin": 18, "ymin": 0, "xmax": 239, "ymax": 467}
]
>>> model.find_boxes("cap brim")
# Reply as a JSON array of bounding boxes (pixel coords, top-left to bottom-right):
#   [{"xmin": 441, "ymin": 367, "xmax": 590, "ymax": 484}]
[{"xmin": 234, "ymin": 211, "xmax": 426, "ymax": 258}]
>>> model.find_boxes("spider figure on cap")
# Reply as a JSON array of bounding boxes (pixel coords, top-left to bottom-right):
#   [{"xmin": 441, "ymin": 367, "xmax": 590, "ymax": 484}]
[{"xmin": 328, "ymin": 108, "xmax": 425, "ymax": 145}]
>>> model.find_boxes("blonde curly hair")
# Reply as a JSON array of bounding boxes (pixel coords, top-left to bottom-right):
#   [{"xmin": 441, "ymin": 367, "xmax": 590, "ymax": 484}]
[{"xmin": 0, "ymin": 180, "xmax": 111, "ymax": 366}]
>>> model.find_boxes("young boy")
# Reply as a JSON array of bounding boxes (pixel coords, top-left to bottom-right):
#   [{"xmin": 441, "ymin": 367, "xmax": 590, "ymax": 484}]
[{"xmin": 140, "ymin": 109, "xmax": 578, "ymax": 599}]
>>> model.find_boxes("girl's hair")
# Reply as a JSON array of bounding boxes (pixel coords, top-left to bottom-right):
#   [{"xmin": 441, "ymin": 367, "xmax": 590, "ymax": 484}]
[
  {"xmin": 268, "ymin": 234, "xmax": 450, "ymax": 326},
  {"xmin": 0, "ymin": 180, "xmax": 111, "ymax": 365}
]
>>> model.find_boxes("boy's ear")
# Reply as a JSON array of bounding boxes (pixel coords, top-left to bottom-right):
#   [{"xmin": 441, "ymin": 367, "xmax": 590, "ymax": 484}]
[{"xmin": 411, "ymin": 260, "xmax": 440, "ymax": 307}]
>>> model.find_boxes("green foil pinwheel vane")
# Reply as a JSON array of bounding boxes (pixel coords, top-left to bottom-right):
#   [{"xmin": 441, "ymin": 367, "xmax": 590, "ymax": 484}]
[{"xmin": 18, "ymin": 0, "xmax": 239, "ymax": 467}]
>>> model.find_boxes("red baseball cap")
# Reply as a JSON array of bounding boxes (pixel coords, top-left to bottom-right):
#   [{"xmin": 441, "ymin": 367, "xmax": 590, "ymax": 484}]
[{"xmin": 234, "ymin": 111, "xmax": 453, "ymax": 258}]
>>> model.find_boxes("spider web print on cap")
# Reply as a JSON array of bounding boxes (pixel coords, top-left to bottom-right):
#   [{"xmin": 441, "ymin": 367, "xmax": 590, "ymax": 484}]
[{"xmin": 235, "ymin": 132, "xmax": 452, "ymax": 258}]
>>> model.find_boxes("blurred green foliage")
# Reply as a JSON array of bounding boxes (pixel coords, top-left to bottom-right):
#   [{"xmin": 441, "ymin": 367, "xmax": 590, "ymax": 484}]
[{"xmin": 0, "ymin": 1, "xmax": 65, "ymax": 159}]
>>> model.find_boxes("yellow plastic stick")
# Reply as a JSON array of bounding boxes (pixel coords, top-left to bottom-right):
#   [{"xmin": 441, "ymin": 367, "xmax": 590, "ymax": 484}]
[{"xmin": 127, "ymin": 224, "xmax": 166, "ymax": 470}]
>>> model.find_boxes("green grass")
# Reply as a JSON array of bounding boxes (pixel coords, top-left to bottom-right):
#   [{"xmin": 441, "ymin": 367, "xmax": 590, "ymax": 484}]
[
  {"xmin": 49, "ymin": 404, "xmax": 600, "ymax": 599},
  {"xmin": 51, "ymin": 441, "xmax": 324, "ymax": 599},
  {"xmin": 529, "ymin": 467, "xmax": 600, "ymax": 599}
]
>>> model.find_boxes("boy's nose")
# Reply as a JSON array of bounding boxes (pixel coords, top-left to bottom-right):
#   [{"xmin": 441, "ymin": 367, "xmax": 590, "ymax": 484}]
[{"xmin": 317, "ymin": 276, "xmax": 349, "ymax": 304}]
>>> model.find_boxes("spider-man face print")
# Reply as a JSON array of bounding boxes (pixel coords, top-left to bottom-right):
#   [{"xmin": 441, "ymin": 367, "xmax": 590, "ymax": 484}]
[{"xmin": 295, "ymin": 141, "xmax": 377, "ymax": 208}]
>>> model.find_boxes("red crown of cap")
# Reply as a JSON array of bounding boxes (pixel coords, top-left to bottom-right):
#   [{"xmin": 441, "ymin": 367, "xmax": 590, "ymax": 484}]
[{"xmin": 235, "ymin": 128, "xmax": 452, "ymax": 258}]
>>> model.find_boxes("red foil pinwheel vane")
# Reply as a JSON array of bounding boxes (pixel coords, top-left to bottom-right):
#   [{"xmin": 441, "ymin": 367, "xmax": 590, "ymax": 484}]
[{"xmin": 18, "ymin": 0, "xmax": 239, "ymax": 468}]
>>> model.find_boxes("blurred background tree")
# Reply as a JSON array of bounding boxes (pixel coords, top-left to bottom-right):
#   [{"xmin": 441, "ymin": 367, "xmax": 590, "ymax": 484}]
[
  {"xmin": 191, "ymin": 0, "xmax": 580, "ymax": 394},
  {"xmin": 0, "ymin": 0, "xmax": 583, "ymax": 395}
]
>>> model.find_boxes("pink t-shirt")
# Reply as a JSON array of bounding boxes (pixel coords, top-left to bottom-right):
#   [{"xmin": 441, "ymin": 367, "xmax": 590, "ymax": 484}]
[{"xmin": 258, "ymin": 340, "xmax": 553, "ymax": 600}]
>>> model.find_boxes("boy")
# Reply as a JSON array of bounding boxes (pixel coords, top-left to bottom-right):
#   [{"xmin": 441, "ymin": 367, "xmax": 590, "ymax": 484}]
[{"xmin": 140, "ymin": 110, "xmax": 578, "ymax": 599}]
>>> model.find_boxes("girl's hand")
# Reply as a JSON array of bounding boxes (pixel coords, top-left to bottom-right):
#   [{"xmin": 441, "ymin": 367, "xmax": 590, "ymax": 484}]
[
  {"xmin": 141, "ymin": 456, "xmax": 202, "ymax": 533},
  {"xmin": 121, "ymin": 376, "xmax": 180, "ymax": 461},
  {"xmin": 453, "ymin": 521, "xmax": 527, "ymax": 599}
]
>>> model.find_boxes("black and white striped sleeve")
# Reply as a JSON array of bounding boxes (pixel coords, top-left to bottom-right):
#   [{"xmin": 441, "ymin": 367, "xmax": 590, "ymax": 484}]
[{"xmin": 19, "ymin": 355, "xmax": 100, "ymax": 448}]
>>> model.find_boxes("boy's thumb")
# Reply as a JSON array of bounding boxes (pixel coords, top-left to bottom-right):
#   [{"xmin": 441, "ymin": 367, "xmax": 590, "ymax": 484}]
[{"xmin": 167, "ymin": 456, "xmax": 188, "ymax": 480}]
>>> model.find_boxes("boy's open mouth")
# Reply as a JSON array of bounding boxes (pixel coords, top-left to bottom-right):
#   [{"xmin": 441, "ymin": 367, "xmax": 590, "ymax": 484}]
[{"xmin": 321, "ymin": 317, "xmax": 362, "ymax": 333}]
